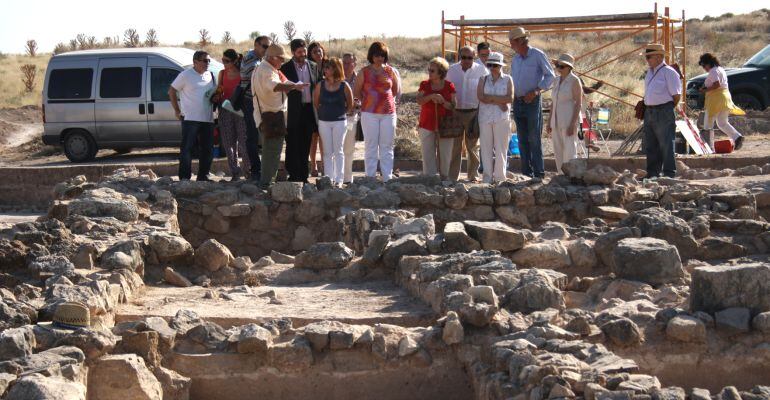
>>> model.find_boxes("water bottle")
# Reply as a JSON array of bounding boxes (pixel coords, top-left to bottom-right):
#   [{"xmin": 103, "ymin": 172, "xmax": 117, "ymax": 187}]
[{"xmin": 509, "ymin": 134, "xmax": 520, "ymax": 157}]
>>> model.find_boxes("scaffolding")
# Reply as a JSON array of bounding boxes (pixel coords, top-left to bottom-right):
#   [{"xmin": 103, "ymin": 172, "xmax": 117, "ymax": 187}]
[{"xmin": 441, "ymin": 3, "xmax": 687, "ymax": 110}]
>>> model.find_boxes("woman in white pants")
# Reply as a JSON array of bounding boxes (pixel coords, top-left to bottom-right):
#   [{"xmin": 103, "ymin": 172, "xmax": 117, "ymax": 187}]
[
  {"xmin": 698, "ymin": 53, "xmax": 745, "ymax": 150},
  {"xmin": 313, "ymin": 58, "xmax": 354, "ymax": 186},
  {"xmin": 353, "ymin": 42, "xmax": 399, "ymax": 181},
  {"xmin": 476, "ymin": 52, "xmax": 513, "ymax": 184},
  {"xmin": 547, "ymin": 53, "xmax": 583, "ymax": 173},
  {"xmin": 416, "ymin": 57, "xmax": 456, "ymax": 179}
]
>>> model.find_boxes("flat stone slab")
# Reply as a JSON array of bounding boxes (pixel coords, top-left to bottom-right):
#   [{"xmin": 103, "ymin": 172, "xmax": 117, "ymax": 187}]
[{"xmin": 116, "ymin": 281, "xmax": 435, "ymax": 328}]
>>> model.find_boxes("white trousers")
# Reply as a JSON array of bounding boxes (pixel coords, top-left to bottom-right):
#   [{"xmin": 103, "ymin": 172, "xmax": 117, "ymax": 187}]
[
  {"xmin": 419, "ymin": 128, "xmax": 454, "ymax": 178},
  {"xmin": 704, "ymin": 109, "xmax": 742, "ymax": 142},
  {"xmin": 343, "ymin": 114, "xmax": 358, "ymax": 183},
  {"xmin": 479, "ymin": 118, "xmax": 512, "ymax": 183},
  {"xmin": 318, "ymin": 119, "xmax": 348, "ymax": 185},
  {"xmin": 361, "ymin": 112, "xmax": 396, "ymax": 181},
  {"xmin": 552, "ymin": 128, "xmax": 579, "ymax": 173}
]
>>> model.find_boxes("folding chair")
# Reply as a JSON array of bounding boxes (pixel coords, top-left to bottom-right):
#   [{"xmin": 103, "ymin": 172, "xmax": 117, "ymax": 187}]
[{"xmin": 594, "ymin": 107, "xmax": 613, "ymax": 156}]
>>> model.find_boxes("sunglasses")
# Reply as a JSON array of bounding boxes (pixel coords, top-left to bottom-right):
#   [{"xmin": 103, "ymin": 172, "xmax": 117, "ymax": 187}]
[
  {"xmin": 373, "ymin": 53, "xmax": 386, "ymax": 58},
  {"xmin": 460, "ymin": 56, "xmax": 474, "ymax": 60},
  {"xmin": 486, "ymin": 64, "xmax": 501, "ymax": 68},
  {"xmin": 196, "ymin": 58, "xmax": 211, "ymax": 63},
  {"xmin": 555, "ymin": 63, "xmax": 566, "ymax": 69}
]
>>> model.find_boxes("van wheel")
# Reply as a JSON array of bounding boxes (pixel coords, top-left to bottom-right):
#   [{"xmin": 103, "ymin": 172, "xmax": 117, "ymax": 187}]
[{"xmin": 63, "ymin": 130, "xmax": 98, "ymax": 162}]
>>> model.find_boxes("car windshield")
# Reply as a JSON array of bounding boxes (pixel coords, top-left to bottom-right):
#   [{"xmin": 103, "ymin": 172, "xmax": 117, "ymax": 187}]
[{"xmin": 744, "ymin": 44, "xmax": 770, "ymax": 68}]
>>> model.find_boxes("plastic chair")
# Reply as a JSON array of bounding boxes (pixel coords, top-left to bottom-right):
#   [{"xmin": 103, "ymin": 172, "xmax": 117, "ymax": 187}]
[{"xmin": 595, "ymin": 108, "xmax": 613, "ymax": 154}]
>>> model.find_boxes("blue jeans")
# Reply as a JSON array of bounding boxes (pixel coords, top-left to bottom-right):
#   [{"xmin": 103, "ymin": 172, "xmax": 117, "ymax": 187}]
[
  {"xmin": 513, "ymin": 96, "xmax": 544, "ymax": 177},
  {"xmin": 242, "ymin": 97, "xmax": 262, "ymax": 179},
  {"xmin": 179, "ymin": 120, "xmax": 214, "ymax": 181},
  {"xmin": 643, "ymin": 102, "xmax": 676, "ymax": 178}
]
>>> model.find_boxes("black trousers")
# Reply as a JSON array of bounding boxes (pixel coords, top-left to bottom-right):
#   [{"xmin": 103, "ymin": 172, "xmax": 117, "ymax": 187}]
[
  {"xmin": 179, "ymin": 120, "xmax": 214, "ymax": 181},
  {"xmin": 285, "ymin": 103, "xmax": 317, "ymax": 182}
]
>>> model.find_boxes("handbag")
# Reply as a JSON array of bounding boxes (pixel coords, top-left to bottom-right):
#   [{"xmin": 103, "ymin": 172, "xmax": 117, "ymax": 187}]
[
  {"xmin": 229, "ymin": 83, "xmax": 245, "ymax": 111},
  {"xmin": 636, "ymin": 66, "xmax": 666, "ymax": 120},
  {"xmin": 255, "ymin": 91, "xmax": 287, "ymax": 139},
  {"xmin": 433, "ymin": 89, "xmax": 463, "ymax": 138}
]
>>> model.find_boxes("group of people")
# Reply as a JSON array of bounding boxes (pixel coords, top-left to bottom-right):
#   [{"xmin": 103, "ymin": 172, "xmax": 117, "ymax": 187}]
[{"xmin": 169, "ymin": 28, "xmax": 745, "ymax": 187}]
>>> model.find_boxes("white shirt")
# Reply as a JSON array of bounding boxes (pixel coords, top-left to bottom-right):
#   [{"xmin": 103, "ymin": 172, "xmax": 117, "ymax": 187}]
[
  {"xmin": 644, "ymin": 62, "xmax": 682, "ymax": 106},
  {"xmin": 251, "ymin": 62, "xmax": 287, "ymax": 126},
  {"xmin": 478, "ymin": 73, "xmax": 513, "ymax": 124},
  {"xmin": 170, "ymin": 68, "xmax": 216, "ymax": 123},
  {"xmin": 704, "ymin": 66, "xmax": 728, "ymax": 90},
  {"xmin": 446, "ymin": 62, "xmax": 488, "ymax": 109}
]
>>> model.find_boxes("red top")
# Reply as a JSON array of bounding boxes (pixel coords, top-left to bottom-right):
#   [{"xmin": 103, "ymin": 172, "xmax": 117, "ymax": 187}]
[
  {"xmin": 418, "ymin": 80, "xmax": 456, "ymax": 131},
  {"xmin": 220, "ymin": 70, "xmax": 241, "ymax": 101},
  {"xmin": 361, "ymin": 66, "xmax": 396, "ymax": 114}
]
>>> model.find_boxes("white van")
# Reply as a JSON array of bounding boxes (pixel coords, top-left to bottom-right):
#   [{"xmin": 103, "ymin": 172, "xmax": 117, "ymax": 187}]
[{"xmin": 42, "ymin": 47, "xmax": 223, "ymax": 162}]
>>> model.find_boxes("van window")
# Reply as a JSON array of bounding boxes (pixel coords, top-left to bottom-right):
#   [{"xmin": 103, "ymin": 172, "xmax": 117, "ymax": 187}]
[
  {"xmin": 48, "ymin": 68, "xmax": 93, "ymax": 99},
  {"xmin": 100, "ymin": 67, "xmax": 142, "ymax": 98},
  {"xmin": 151, "ymin": 68, "xmax": 180, "ymax": 101}
]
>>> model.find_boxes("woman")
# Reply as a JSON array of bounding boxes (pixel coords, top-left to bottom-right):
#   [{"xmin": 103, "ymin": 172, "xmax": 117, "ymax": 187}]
[
  {"xmin": 416, "ymin": 57, "xmax": 456, "ymax": 179},
  {"xmin": 217, "ymin": 49, "xmax": 250, "ymax": 181},
  {"xmin": 476, "ymin": 52, "xmax": 513, "ymax": 184},
  {"xmin": 546, "ymin": 53, "xmax": 583, "ymax": 173},
  {"xmin": 308, "ymin": 42, "xmax": 328, "ymax": 176},
  {"xmin": 353, "ymin": 42, "xmax": 400, "ymax": 182},
  {"xmin": 313, "ymin": 58, "xmax": 354, "ymax": 187},
  {"xmin": 699, "ymin": 53, "xmax": 745, "ymax": 150}
]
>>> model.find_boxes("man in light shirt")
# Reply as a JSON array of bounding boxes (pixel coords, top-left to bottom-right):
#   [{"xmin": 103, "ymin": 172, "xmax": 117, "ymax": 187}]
[
  {"xmin": 446, "ymin": 46, "xmax": 488, "ymax": 181},
  {"xmin": 641, "ymin": 43, "xmax": 682, "ymax": 179}
]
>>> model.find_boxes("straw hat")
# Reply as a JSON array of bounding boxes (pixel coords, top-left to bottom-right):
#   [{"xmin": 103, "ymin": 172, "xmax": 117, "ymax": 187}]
[
  {"xmin": 508, "ymin": 27, "xmax": 530, "ymax": 41},
  {"xmin": 265, "ymin": 44, "xmax": 288, "ymax": 60},
  {"xmin": 486, "ymin": 52, "xmax": 506, "ymax": 66},
  {"xmin": 552, "ymin": 53, "xmax": 575, "ymax": 69},
  {"xmin": 39, "ymin": 302, "xmax": 91, "ymax": 330},
  {"xmin": 642, "ymin": 43, "xmax": 665, "ymax": 56}
]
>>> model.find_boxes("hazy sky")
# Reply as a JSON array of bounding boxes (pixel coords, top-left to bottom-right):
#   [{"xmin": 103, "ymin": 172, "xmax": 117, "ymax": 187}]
[{"xmin": 0, "ymin": 0, "xmax": 762, "ymax": 53}]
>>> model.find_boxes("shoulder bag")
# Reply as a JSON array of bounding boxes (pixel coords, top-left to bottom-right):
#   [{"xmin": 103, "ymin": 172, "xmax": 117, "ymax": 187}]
[
  {"xmin": 433, "ymin": 85, "xmax": 464, "ymax": 138},
  {"xmin": 636, "ymin": 66, "xmax": 665, "ymax": 120}
]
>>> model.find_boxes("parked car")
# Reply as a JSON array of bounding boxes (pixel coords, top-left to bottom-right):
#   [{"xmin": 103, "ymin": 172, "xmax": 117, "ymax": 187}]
[
  {"xmin": 42, "ymin": 48, "xmax": 223, "ymax": 162},
  {"xmin": 686, "ymin": 44, "xmax": 770, "ymax": 111}
]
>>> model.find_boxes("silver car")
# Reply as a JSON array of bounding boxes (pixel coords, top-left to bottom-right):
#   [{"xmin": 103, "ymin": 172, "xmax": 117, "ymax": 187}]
[{"xmin": 42, "ymin": 47, "xmax": 223, "ymax": 162}]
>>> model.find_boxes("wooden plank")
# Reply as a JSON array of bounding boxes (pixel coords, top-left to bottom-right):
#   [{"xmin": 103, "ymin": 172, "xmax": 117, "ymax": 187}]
[{"xmin": 445, "ymin": 12, "xmax": 654, "ymax": 27}]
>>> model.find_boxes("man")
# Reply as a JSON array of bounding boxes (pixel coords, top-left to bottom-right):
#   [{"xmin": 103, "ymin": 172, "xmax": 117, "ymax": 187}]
[
  {"xmin": 169, "ymin": 50, "xmax": 217, "ymax": 181},
  {"xmin": 446, "ymin": 46, "xmax": 487, "ymax": 182},
  {"xmin": 252, "ymin": 44, "xmax": 308, "ymax": 188},
  {"xmin": 509, "ymin": 27, "xmax": 555, "ymax": 182},
  {"xmin": 280, "ymin": 39, "xmax": 319, "ymax": 183},
  {"xmin": 642, "ymin": 43, "xmax": 682, "ymax": 179},
  {"xmin": 240, "ymin": 35, "xmax": 271, "ymax": 182},
  {"xmin": 476, "ymin": 42, "xmax": 491, "ymax": 67},
  {"xmin": 342, "ymin": 53, "xmax": 359, "ymax": 184}
]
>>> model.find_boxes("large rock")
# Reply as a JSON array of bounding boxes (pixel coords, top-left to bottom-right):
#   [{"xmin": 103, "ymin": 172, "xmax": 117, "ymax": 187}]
[
  {"xmin": 690, "ymin": 263, "xmax": 770, "ymax": 315},
  {"xmin": 101, "ymin": 240, "xmax": 144, "ymax": 274},
  {"xmin": 584, "ymin": 165, "xmax": 621, "ymax": 185},
  {"xmin": 194, "ymin": 239, "xmax": 233, "ymax": 272},
  {"xmin": 505, "ymin": 269, "xmax": 565, "ymax": 313},
  {"xmin": 612, "ymin": 238, "xmax": 685, "ymax": 285},
  {"xmin": 752, "ymin": 312, "xmax": 770, "ymax": 333},
  {"xmin": 0, "ymin": 239, "xmax": 28, "ymax": 270},
  {"xmin": 463, "ymin": 221, "xmax": 526, "ymax": 252},
  {"xmin": 271, "ymin": 182, "xmax": 303, "ymax": 202},
  {"xmin": 382, "ymin": 235, "xmax": 428, "ymax": 269},
  {"xmin": 511, "ymin": 241, "xmax": 572, "ymax": 269},
  {"xmin": 393, "ymin": 215, "xmax": 435, "ymax": 237},
  {"xmin": 5, "ymin": 374, "xmax": 86, "ymax": 400},
  {"xmin": 68, "ymin": 188, "xmax": 139, "ymax": 222},
  {"xmin": 595, "ymin": 227, "xmax": 640, "ymax": 269},
  {"xmin": 164, "ymin": 267, "xmax": 192, "ymax": 287},
  {"xmin": 442, "ymin": 311, "xmax": 464, "ymax": 345},
  {"xmin": 149, "ymin": 233, "xmax": 193, "ymax": 263},
  {"xmin": 620, "ymin": 208, "xmax": 698, "ymax": 259},
  {"xmin": 152, "ymin": 366, "xmax": 191, "ymax": 400},
  {"xmin": 0, "ymin": 326, "xmax": 35, "ymax": 359},
  {"xmin": 237, "ymin": 323, "xmax": 273, "ymax": 353},
  {"xmin": 443, "ymin": 222, "xmax": 481, "ymax": 253},
  {"xmin": 715, "ymin": 307, "xmax": 751, "ymax": 334},
  {"xmin": 294, "ymin": 242, "xmax": 355, "ymax": 270},
  {"xmin": 601, "ymin": 318, "xmax": 642, "ymax": 347},
  {"xmin": 87, "ymin": 354, "xmax": 162, "ymax": 400},
  {"xmin": 666, "ymin": 315, "xmax": 706, "ymax": 343}
]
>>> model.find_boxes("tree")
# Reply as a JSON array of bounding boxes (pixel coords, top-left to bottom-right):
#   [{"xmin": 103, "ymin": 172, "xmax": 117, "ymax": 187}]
[
  {"xmin": 269, "ymin": 32, "xmax": 280, "ymax": 44},
  {"xmin": 283, "ymin": 20, "xmax": 296, "ymax": 42},
  {"xmin": 303, "ymin": 31, "xmax": 314, "ymax": 43},
  {"xmin": 221, "ymin": 31, "xmax": 233, "ymax": 44},
  {"xmin": 86, "ymin": 36, "xmax": 97, "ymax": 49},
  {"xmin": 123, "ymin": 28, "xmax": 141, "ymax": 48},
  {"xmin": 249, "ymin": 31, "xmax": 261, "ymax": 40},
  {"xmin": 198, "ymin": 29, "xmax": 211, "ymax": 47},
  {"xmin": 20, "ymin": 64, "xmax": 36, "ymax": 93},
  {"xmin": 25, "ymin": 40, "xmax": 37, "ymax": 57},
  {"xmin": 68, "ymin": 39, "xmax": 78, "ymax": 51},
  {"xmin": 53, "ymin": 42, "xmax": 68, "ymax": 55},
  {"xmin": 145, "ymin": 29, "xmax": 159, "ymax": 47}
]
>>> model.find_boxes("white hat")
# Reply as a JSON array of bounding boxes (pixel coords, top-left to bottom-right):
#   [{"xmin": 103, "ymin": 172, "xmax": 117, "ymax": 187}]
[
  {"xmin": 508, "ymin": 27, "xmax": 530, "ymax": 41},
  {"xmin": 486, "ymin": 52, "xmax": 506, "ymax": 66},
  {"xmin": 552, "ymin": 53, "xmax": 575, "ymax": 69}
]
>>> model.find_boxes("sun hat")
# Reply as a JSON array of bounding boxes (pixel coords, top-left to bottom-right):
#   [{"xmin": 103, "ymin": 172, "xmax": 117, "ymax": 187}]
[
  {"xmin": 552, "ymin": 53, "xmax": 575, "ymax": 69},
  {"xmin": 486, "ymin": 52, "xmax": 506, "ymax": 66},
  {"xmin": 38, "ymin": 302, "xmax": 91, "ymax": 330},
  {"xmin": 508, "ymin": 27, "xmax": 530, "ymax": 41},
  {"xmin": 265, "ymin": 44, "xmax": 288, "ymax": 60},
  {"xmin": 642, "ymin": 43, "xmax": 665, "ymax": 56}
]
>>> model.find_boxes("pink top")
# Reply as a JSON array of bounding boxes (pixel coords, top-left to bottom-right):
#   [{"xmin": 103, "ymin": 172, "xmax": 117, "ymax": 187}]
[
  {"xmin": 220, "ymin": 70, "xmax": 240, "ymax": 101},
  {"xmin": 360, "ymin": 66, "xmax": 396, "ymax": 114}
]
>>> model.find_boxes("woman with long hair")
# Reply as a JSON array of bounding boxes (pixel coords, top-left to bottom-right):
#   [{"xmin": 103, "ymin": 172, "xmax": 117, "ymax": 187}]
[{"xmin": 217, "ymin": 48, "xmax": 250, "ymax": 180}]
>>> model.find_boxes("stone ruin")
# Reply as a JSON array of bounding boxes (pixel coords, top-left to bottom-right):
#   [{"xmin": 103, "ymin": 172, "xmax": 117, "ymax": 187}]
[{"xmin": 0, "ymin": 158, "xmax": 769, "ymax": 399}]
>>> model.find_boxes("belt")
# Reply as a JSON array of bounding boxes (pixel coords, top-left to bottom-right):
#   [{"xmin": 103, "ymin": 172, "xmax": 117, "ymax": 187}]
[{"xmin": 645, "ymin": 101, "xmax": 674, "ymax": 109}]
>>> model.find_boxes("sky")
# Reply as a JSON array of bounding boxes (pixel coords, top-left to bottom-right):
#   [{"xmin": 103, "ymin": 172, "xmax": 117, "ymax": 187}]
[{"xmin": 0, "ymin": 0, "xmax": 763, "ymax": 53}]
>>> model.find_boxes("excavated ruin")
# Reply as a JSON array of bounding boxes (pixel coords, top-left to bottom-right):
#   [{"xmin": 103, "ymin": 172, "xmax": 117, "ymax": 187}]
[{"xmin": 1, "ymin": 159, "xmax": 769, "ymax": 400}]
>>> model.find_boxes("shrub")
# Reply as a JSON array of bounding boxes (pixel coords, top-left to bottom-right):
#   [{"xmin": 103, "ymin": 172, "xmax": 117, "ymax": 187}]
[
  {"xmin": 25, "ymin": 40, "xmax": 37, "ymax": 57},
  {"xmin": 124, "ymin": 29, "xmax": 141, "ymax": 48},
  {"xmin": 145, "ymin": 29, "xmax": 159, "ymax": 47},
  {"xmin": 20, "ymin": 64, "xmax": 36, "ymax": 93}
]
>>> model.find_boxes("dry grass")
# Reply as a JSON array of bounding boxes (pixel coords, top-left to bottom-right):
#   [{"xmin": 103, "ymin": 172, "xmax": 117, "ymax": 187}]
[{"xmin": 1, "ymin": 9, "xmax": 767, "ymax": 140}]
